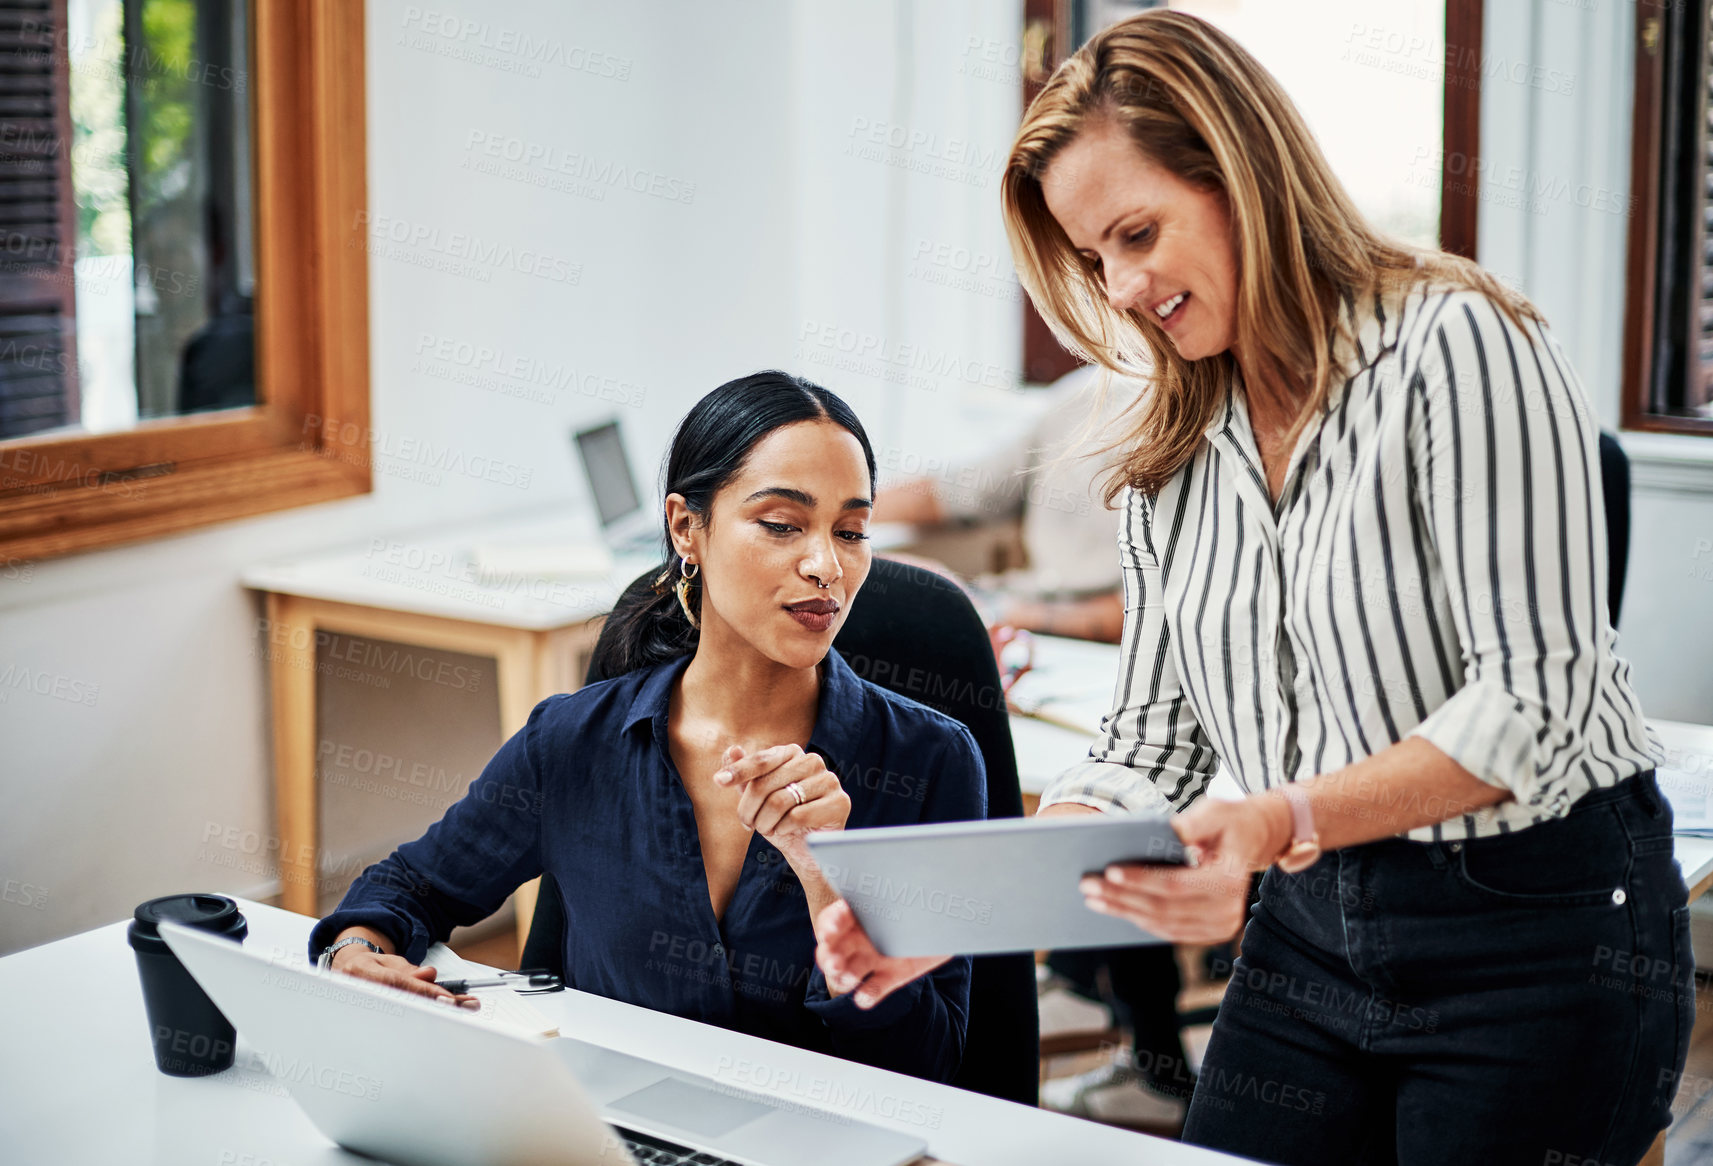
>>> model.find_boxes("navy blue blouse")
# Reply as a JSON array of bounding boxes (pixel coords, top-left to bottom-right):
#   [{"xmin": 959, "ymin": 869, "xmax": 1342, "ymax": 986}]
[{"xmin": 308, "ymin": 646, "xmax": 988, "ymax": 1083}]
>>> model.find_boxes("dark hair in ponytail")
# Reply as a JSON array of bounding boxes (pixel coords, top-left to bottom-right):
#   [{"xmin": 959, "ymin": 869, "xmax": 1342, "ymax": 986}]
[{"xmin": 591, "ymin": 370, "xmax": 877, "ymax": 678}]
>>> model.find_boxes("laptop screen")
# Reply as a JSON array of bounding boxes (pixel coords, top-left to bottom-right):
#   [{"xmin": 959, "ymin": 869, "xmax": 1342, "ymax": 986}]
[{"xmin": 574, "ymin": 421, "xmax": 642, "ymax": 529}]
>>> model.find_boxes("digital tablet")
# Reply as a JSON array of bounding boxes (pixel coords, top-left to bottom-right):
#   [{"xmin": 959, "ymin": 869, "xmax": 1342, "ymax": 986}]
[{"xmin": 805, "ymin": 814, "xmax": 1186, "ymax": 957}]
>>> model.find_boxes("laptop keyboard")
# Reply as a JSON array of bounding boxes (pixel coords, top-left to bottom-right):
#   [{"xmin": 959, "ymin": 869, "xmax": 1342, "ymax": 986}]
[{"xmin": 618, "ymin": 1127, "xmax": 741, "ymax": 1165}]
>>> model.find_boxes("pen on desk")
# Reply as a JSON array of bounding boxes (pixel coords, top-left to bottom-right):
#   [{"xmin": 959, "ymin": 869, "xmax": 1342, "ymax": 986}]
[{"xmin": 433, "ymin": 970, "xmax": 561, "ymax": 994}]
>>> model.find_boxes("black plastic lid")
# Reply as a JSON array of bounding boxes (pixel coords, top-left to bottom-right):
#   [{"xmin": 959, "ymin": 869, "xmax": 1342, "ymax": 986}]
[{"xmin": 127, "ymin": 894, "xmax": 247, "ymax": 953}]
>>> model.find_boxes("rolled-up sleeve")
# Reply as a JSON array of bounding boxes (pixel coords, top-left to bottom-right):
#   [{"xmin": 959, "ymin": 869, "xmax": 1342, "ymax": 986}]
[
  {"xmin": 1041, "ymin": 485, "xmax": 1219, "ymax": 815},
  {"xmin": 1403, "ymin": 293, "xmax": 1619, "ymax": 815}
]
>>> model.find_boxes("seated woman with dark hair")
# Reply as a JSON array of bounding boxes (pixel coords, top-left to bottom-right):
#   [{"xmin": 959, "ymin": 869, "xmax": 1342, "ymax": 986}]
[{"xmin": 306, "ymin": 371, "xmax": 985, "ymax": 1082}]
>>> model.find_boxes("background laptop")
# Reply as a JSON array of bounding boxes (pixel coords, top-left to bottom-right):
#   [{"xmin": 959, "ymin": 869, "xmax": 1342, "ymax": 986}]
[
  {"xmin": 574, "ymin": 419, "xmax": 662, "ymax": 556},
  {"xmin": 160, "ymin": 922, "xmax": 928, "ymax": 1166},
  {"xmin": 574, "ymin": 416, "xmax": 919, "ymax": 557}
]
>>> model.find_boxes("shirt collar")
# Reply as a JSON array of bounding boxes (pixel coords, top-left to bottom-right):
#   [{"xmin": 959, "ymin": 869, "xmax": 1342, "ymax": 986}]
[
  {"xmin": 1330, "ymin": 284, "xmax": 1407, "ymax": 382},
  {"xmin": 620, "ymin": 645, "xmax": 868, "ymax": 760},
  {"xmin": 1200, "ymin": 284, "xmax": 1408, "ymax": 445},
  {"xmin": 1199, "ymin": 284, "xmax": 1411, "ymax": 452}
]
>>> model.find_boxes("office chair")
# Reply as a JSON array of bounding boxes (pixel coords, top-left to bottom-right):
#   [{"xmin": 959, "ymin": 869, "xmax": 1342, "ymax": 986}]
[
  {"xmin": 1598, "ymin": 430, "xmax": 1630, "ymax": 625},
  {"xmin": 521, "ymin": 556, "xmax": 1041, "ymax": 1106}
]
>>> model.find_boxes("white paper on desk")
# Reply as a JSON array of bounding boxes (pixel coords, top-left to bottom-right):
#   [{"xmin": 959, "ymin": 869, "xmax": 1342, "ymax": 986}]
[
  {"xmin": 472, "ymin": 541, "xmax": 614, "ymax": 581},
  {"xmin": 424, "ymin": 942, "xmax": 560, "ymax": 1039},
  {"xmin": 1657, "ymin": 764, "xmax": 1713, "ymax": 837},
  {"xmin": 1005, "ymin": 675, "xmax": 1110, "ymax": 737}
]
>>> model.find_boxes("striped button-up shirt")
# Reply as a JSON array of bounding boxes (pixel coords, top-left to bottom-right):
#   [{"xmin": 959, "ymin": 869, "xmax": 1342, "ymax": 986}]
[{"xmin": 1042, "ymin": 283, "xmax": 1658, "ymax": 841}]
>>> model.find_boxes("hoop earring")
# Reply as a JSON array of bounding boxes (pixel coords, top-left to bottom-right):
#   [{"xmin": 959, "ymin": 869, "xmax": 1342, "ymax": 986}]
[{"xmin": 674, "ymin": 557, "xmax": 700, "ymax": 629}]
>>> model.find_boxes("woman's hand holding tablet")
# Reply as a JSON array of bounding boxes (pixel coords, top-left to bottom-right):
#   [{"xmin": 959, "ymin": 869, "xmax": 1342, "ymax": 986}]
[
  {"xmin": 1074, "ymin": 798, "xmax": 1285, "ymax": 944},
  {"xmin": 813, "ymin": 900, "xmax": 952, "ymax": 1010},
  {"xmin": 807, "ymin": 798, "xmax": 1284, "ymax": 1008}
]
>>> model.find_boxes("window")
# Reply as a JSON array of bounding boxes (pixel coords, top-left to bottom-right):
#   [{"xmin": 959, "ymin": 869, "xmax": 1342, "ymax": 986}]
[
  {"xmin": 0, "ymin": 0, "xmax": 370, "ymax": 560},
  {"xmin": 0, "ymin": 0, "xmax": 80, "ymax": 437},
  {"xmin": 1623, "ymin": 0, "xmax": 1713, "ymax": 435},
  {"xmin": 1018, "ymin": 0, "xmax": 1480, "ymax": 385}
]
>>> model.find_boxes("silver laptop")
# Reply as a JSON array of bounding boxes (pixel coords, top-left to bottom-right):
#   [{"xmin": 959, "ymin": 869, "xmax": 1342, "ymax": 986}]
[
  {"xmin": 160, "ymin": 922, "xmax": 928, "ymax": 1166},
  {"xmin": 807, "ymin": 814, "xmax": 1186, "ymax": 957},
  {"xmin": 573, "ymin": 420, "xmax": 662, "ymax": 556}
]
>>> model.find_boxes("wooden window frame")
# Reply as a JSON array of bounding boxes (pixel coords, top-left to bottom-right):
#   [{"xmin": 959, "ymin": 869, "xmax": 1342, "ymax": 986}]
[
  {"xmin": 0, "ymin": 0, "xmax": 371, "ymax": 561},
  {"xmin": 1622, "ymin": 0, "xmax": 1713, "ymax": 437},
  {"xmin": 1439, "ymin": 0, "xmax": 1482, "ymax": 260},
  {"xmin": 1021, "ymin": 0, "xmax": 1487, "ymax": 384}
]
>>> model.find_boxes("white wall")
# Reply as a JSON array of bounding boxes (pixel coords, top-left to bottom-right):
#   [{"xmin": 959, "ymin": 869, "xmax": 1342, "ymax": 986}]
[
  {"xmin": 0, "ymin": 0, "xmax": 1024, "ymax": 955},
  {"xmin": 1476, "ymin": 0, "xmax": 1713, "ymax": 726}
]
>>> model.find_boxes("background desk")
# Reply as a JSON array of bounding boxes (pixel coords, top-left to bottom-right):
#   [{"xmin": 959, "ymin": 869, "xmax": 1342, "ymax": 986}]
[
  {"xmin": 244, "ymin": 508, "xmax": 920, "ymax": 942},
  {"xmin": 243, "ymin": 506, "xmax": 660, "ymax": 939},
  {"xmin": 1008, "ymin": 634, "xmax": 1249, "ymax": 811},
  {"xmin": 0, "ymin": 899, "xmax": 1254, "ymax": 1166}
]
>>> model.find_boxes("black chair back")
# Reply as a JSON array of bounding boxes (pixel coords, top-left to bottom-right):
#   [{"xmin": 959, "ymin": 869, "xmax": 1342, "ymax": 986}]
[
  {"xmin": 521, "ymin": 556, "xmax": 1040, "ymax": 1105},
  {"xmin": 1598, "ymin": 430, "xmax": 1630, "ymax": 625}
]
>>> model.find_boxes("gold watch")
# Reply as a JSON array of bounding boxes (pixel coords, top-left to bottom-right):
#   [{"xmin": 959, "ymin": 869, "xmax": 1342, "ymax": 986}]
[{"xmin": 1274, "ymin": 785, "xmax": 1322, "ymax": 873}]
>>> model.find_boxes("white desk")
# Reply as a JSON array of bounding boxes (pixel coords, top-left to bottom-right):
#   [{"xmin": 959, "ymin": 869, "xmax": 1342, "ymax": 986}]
[
  {"xmin": 0, "ymin": 899, "xmax": 1249, "ymax": 1166},
  {"xmin": 1007, "ymin": 635, "xmax": 1254, "ymax": 805}
]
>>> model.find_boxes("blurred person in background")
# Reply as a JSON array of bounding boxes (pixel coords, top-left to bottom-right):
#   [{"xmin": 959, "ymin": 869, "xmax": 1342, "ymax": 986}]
[{"xmin": 873, "ymin": 365, "xmax": 1131, "ymax": 644}]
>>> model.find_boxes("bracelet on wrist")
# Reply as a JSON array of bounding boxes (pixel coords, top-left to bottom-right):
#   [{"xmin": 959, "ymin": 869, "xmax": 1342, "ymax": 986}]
[{"xmin": 319, "ymin": 934, "xmax": 383, "ymax": 971}]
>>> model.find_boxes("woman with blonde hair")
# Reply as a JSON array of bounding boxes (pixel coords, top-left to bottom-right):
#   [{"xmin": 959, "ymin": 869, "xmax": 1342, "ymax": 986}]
[{"xmin": 815, "ymin": 10, "xmax": 1686, "ymax": 1162}]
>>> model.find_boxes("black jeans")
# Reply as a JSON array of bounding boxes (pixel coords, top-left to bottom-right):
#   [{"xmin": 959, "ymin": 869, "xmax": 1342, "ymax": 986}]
[{"xmin": 1181, "ymin": 771, "xmax": 1694, "ymax": 1166}]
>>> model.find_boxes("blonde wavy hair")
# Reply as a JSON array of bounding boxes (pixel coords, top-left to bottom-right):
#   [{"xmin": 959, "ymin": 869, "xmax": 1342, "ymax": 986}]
[{"xmin": 1002, "ymin": 10, "xmax": 1535, "ymax": 501}]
